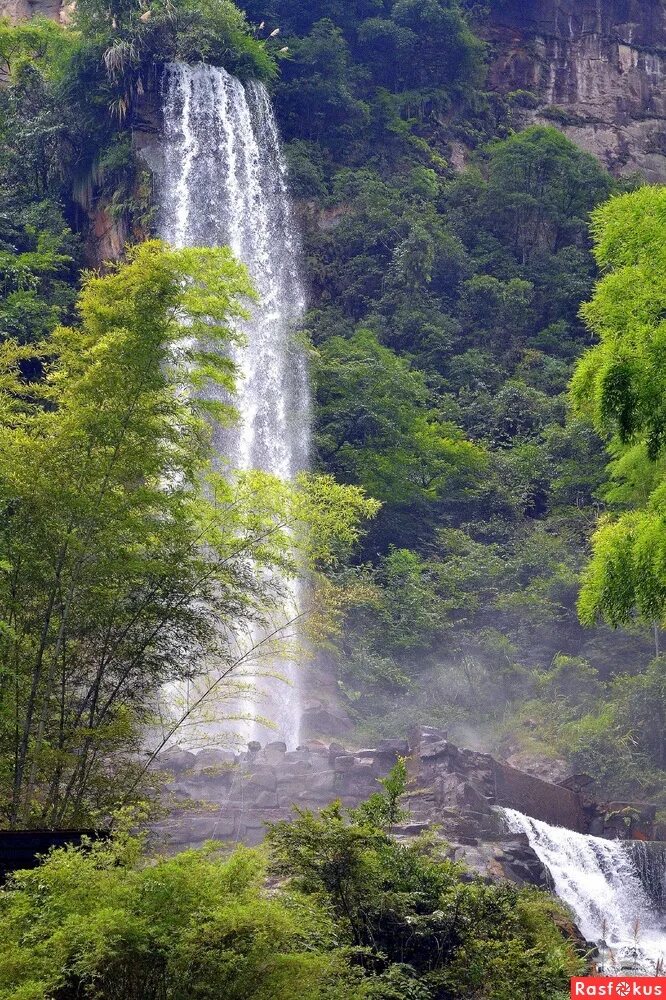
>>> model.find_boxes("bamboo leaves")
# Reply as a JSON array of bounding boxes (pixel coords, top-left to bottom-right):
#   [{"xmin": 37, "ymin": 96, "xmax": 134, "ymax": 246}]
[{"xmin": 0, "ymin": 240, "xmax": 376, "ymax": 827}]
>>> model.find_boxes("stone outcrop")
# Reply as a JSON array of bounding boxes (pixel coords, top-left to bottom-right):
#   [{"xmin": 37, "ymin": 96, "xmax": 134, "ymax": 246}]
[
  {"xmin": 0, "ymin": 0, "xmax": 62, "ymax": 20},
  {"xmin": 412, "ymin": 729, "xmax": 587, "ymax": 832},
  {"xmin": 485, "ymin": 0, "xmax": 666, "ymax": 181},
  {"xmin": 150, "ymin": 729, "xmax": 658, "ymax": 892}
]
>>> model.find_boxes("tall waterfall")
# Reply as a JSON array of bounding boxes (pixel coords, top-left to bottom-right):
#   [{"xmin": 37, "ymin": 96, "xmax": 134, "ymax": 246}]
[
  {"xmin": 153, "ymin": 63, "xmax": 310, "ymax": 747},
  {"xmin": 502, "ymin": 809, "xmax": 666, "ymax": 973}
]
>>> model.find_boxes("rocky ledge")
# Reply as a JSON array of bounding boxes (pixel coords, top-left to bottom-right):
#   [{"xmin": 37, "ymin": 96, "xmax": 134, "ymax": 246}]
[{"xmin": 150, "ymin": 728, "xmax": 657, "ymax": 890}]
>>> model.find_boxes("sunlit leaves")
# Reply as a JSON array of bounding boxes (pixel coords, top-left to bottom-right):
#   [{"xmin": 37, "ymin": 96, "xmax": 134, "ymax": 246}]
[
  {"xmin": 0, "ymin": 241, "xmax": 376, "ymax": 826},
  {"xmin": 571, "ymin": 187, "xmax": 666, "ymax": 626}
]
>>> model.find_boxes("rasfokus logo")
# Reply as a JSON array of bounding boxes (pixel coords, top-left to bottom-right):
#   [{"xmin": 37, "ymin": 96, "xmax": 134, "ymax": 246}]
[{"xmin": 571, "ymin": 979, "xmax": 666, "ymax": 997}]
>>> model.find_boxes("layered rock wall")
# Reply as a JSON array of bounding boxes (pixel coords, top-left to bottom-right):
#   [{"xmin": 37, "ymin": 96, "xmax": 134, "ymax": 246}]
[
  {"xmin": 150, "ymin": 729, "xmax": 656, "ymax": 894},
  {"xmin": 0, "ymin": 0, "xmax": 61, "ymax": 19},
  {"xmin": 486, "ymin": 0, "xmax": 666, "ymax": 180}
]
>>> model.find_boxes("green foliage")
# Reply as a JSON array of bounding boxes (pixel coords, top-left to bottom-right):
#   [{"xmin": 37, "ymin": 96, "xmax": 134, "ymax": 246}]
[
  {"xmin": 0, "ymin": 835, "xmax": 354, "ymax": 1000},
  {"xmin": 314, "ymin": 328, "xmax": 486, "ymax": 514},
  {"xmin": 0, "ymin": 767, "xmax": 583, "ymax": 1000},
  {"xmin": 0, "ymin": 21, "xmax": 83, "ymax": 349},
  {"xmin": 480, "ymin": 127, "xmax": 614, "ymax": 264},
  {"xmin": 74, "ymin": 0, "xmax": 274, "ymax": 93},
  {"xmin": 0, "ymin": 241, "xmax": 377, "ymax": 828},
  {"xmin": 571, "ymin": 187, "xmax": 666, "ymax": 628},
  {"xmin": 264, "ymin": 0, "xmax": 485, "ymax": 159},
  {"xmin": 267, "ymin": 762, "xmax": 583, "ymax": 998},
  {"xmin": 0, "ymin": 15, "xmax": 78, "ymax": 82},
  {"xmin": 0, "ymin": 200, "xmax": 80, "ymax": 346},
  {"xmin": 264, "ymin": 0, "xmax": 640, "ymax": 763}
]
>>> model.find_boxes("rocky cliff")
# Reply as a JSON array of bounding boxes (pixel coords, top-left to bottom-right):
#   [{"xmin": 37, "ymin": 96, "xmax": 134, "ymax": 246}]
[
  {"xmin": 0, "ymin": 0, "xmax": 62, "ymax": 21},
  {"xmin": 486, "ymin": 0, "xmax": 666, "ymax": 181},
  {"xmin": 149, "ymin": 730, "xmax": 658, "ymax": 894},
  {"xmin": 3, "ymin": 0, "xmax": 666, "ymax": 181}
]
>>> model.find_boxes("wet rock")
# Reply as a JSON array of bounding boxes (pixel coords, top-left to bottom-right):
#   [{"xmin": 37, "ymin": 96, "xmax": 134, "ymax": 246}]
[
  {"xmin": 376, "ymin": 738, "xmax": 410, "ymax": 757},
  {"xmin": 589, "ymin": 816, "xmax": 605, "ymax": 837},
  {"xmin": 558, "ymin": 773, "xmax": 595, "ymax": 793},
  {"xmin": 419, "ymin": 726, "xmax": 447, "ymax": 740},
  {"xmin": 157, "ymin": 750, "xmax": 197, "ymax": 774},
  {"xmin": 333, "ymin": 755, "xmax": 358, "ymax": 772},
  {"xmin": 394, "ymin": 822, "xmax": 431, "ymax": 836},
  {"xmin": 193, "ymin": 749, "xmax": 236, "ymax": 770},
  {"xmin": 244, "ymin": 767, "xmax": 277, "ymax": 791},
  {"xmin": 300, "ymin": 704, "xmax": 352, "ymax": 739},
  {"xmin": 160, "ymin": 813, "xmax": 238, "ymax": 846},
  {"xmin": 276, "ymin": 761, "xmax": 310, "ymax": 778},
  {"xmin": 421, "ymin": 740, "xmax": 450, "ymax": 761},
  {"xmin": 499, "ymin": 835, "xmax": 551, "ymax": 888},
  {"xmin": 247, "ymin": 790, "xmax": 279, "ymax": 809}
]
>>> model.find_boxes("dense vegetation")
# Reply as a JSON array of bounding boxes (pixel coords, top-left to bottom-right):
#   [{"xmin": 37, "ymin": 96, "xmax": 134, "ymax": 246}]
[
  {"xmin": 0, "ymin": 765, "xmax": 582, "ymax": 1000},
  {"xmin": 1, "ymin": 0, "xmax": 664, "ymax": 993},
  {"xmin": 0, "ymin": 237, "xmax": 376, "ymax": 827},
  {"xmin": 0, "ymin": 0, "xmax": 664, "ymax": 805},
  {"xmin": 229, "ymin": 0, "xmax": 666, "ymax": 803}
]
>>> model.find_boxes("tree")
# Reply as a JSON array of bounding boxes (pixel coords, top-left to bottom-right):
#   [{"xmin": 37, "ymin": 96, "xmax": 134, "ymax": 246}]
[
  {"xmin": 482, "ymin": 127, "xmax": 614, "ymax": 266},
  {"xmin": 277, "ymin": 20, "xmax": 368, "ymax": 150},
  {"xmin": 0, "ymin": 833, "xmax": 358, "ymax": 1000},
  {"xmin": 390, "ymin": 0, "xmax": 485, "ymax": 90},
  {"xmin": 267, "ymin": 761, "xmax": 583, "ymax": 998},
  {"xmin": 570, "ymin": 187, "xmax": 666, "ymax": 627},
  {"xmin": 0, "ymin": 240, "xmax": 377, "ymax": 828},
  {"xmin": 314, "ymin": 328, "xmax": 485, "ymax": 511}
]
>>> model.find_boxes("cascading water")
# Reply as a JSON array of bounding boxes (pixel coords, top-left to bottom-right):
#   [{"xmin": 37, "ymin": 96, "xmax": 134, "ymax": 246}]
[
  {"xmin": 502, "ymin": 808, "xmax": 666, "ymax": 974},
  {"xmin": 152, "ymin": 62, "xmax": 310, "ymax": 747}
]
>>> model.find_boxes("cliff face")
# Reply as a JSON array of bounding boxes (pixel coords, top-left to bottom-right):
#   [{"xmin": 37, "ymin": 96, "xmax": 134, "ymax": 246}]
[
  {"xmin": 0, "ymin": 0, "xmax": 62, "ymax": 20},
  {"xmin": 487, "ymin": 0, "xmax": 666, "ymax": 181},
  {"xmin": 3, "ymin": 0, "xmax": 666, "ymax": 181}
]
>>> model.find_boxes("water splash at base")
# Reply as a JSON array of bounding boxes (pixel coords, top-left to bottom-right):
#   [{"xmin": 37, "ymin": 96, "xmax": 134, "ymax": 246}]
[{"xmin": 502, "ymin": 808, "xmax": 666, "ymax": 974}]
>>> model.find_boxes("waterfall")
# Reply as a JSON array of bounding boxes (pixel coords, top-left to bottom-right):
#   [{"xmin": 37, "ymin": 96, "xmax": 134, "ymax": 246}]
[
  {"xmin": 502, "ymin": 808, "xmax": 666, "ymax": 974},
  {"xmin": 152, "ymin": 62, "xmax": 310, "ymax": 747}
]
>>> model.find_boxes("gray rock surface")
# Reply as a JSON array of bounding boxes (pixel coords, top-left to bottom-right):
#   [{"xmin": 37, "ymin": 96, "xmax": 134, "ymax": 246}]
[
  {"xmin": 150, "ymin": 729, "xmax": 657, "ymax": 893},
  {"xmin": 485, "ymin": 0, "xmax": 666, "ymax": 181}
]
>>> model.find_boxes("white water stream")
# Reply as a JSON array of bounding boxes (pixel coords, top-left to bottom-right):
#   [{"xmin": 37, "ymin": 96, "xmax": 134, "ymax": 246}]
[
  {"xmin": 503, "ymin": 808, "xmax": 666, "ymax": 974},
  {"xmin": 153, "ymin": 63, "xmax": 309, "ymax": 747}
]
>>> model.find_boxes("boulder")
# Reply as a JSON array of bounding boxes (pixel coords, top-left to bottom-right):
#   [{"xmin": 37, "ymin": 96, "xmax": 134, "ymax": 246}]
[
  {"xmin": 193, "ymin": 749, "xmax": 236, "ymax": 769},
  {"xmin": 376, "ymin": 738, "xmax": 410, "ymax": 757},
  {"xmin": 300, "ymin": 704, "xmax": 352, "ymax": 739},
  {"xmin": 160, "ymin": 813, "xmax": 238, "ymax": 846},
  {"xmin": 333, "ymin": 755, "xmax": 358, "ymax": 773},
  {"xmin": 157, "ymin": 749, "xmax": 196, "ymax": 774},
  {"xmin": 243, "ymin": 767, "xmax": 277, "ymax": 792}
]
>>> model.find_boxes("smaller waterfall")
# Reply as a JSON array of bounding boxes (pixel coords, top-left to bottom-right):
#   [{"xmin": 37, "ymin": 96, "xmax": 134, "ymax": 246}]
[{"xmin": 502, "ymin": 809, "xmax": 666, "ymax": 974}]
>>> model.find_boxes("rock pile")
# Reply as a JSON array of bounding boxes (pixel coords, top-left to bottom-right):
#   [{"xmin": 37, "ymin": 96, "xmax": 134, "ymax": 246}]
[{"xmin": 150, "ymin": 728, "xmax": 658, "ymax": 890}]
